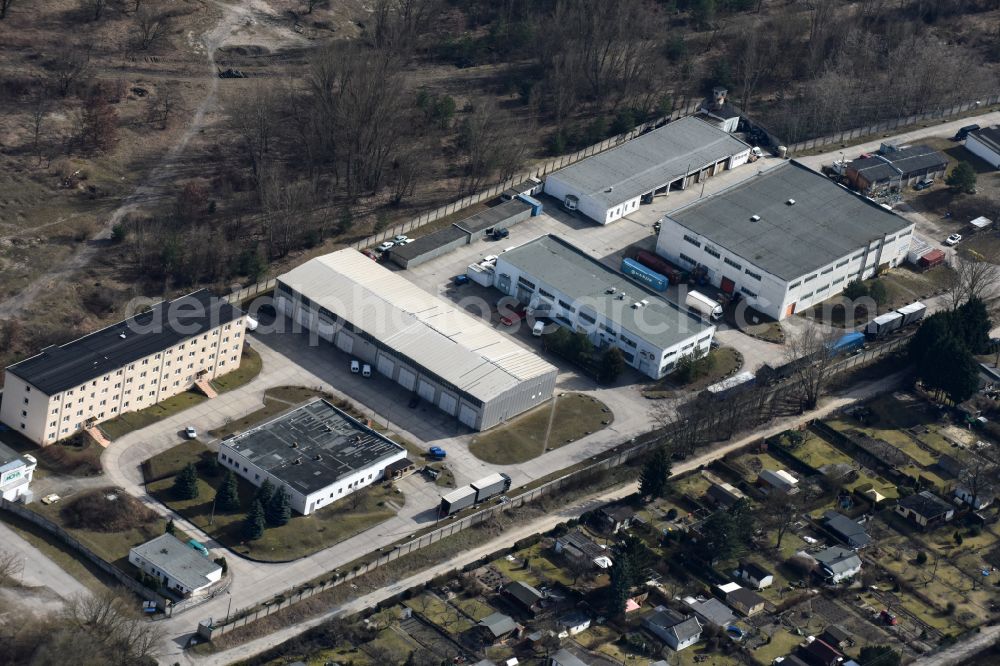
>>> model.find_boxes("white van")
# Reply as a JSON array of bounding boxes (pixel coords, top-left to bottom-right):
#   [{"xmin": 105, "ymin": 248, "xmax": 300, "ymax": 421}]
[
  {"xmin": 362, "ymin": 364, "xmax": 372, "ymax": 377},
  {"xmin": 350, "ymin": 360, "xmax": 360, "ymax": 374},
  {"xmin": 532, "ymin": 320, "xmax": 546, "ymax": 337}
]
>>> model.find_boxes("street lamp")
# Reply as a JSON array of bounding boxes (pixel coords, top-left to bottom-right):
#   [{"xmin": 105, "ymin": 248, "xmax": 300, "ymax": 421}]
[{"xmin": 224, "ymin": 591, "xmax": 233, "ymax": 624}]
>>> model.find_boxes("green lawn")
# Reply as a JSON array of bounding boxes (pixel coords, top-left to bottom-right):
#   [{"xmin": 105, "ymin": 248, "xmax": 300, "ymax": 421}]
[
  {"xmin": 643, "ymin": 346, "xmax": 743, "ymax": 397},
  {"xmin": 404, "ymin": 594, "xmax": 474, "ymax": 635},
  {"xmin": 451, "ymin": 596, "xmax": 495, "ymax": 621},
  {"xmin": 210, "ymin": 345, "xmax": 263, "ymax": 392},
  {"xmin": 729, "ymin": 451, "xmax": 792, "ymax": 483},
  {"xmin": 786, "ymin": 432, "xmax": 854, "ymax": 470},
  {"xmin": 468, "ymin": 393, "xmax": 612, "ymax": 464},
  {"xmin": 752, "ymin": 628, "xmax": 803, "ymax": 665},
  {"xmin": 0, "ymin": 428, "xmax": 103, "ymax": 477},
  {"xmin": 363, "ymin": 628, "xmax": 420, "ymax": 662},
  {"xmin": 100, "ymin": 390, "xmax": 208, "ymax": 440},
  {"xmin": 147, "ymin": 468, "xmax": 401, "ymax": 562},
  {"xmin": 143, "ymin": 439, "xmax": 215, "ymax": 483}
]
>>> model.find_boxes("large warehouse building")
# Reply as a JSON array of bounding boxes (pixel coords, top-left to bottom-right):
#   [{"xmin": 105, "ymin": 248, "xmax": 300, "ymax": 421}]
[
  {"xmin": 494, "ymin": 235, "xmax": 715, "ymax": 380},
  {"xmin": 543, "ymin": 116, "xmax": 752, "ymax": 225},
  {"xmin": 276, "ymin": 249, "xmax": 558, "ymax": 430},
  {"xmin": 656, "ymin": 161, "xmax": 915, "ymax": 320},
  {"xmin": 218, "ymin": 399, "xmax": 407, "ymax": 515},
  {"xmin": 1, "ymin": 290, "xmax": 246, "ymax": 446}
]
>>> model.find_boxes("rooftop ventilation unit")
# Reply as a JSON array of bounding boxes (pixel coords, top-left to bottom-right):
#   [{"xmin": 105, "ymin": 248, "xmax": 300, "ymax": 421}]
[
  {"xmin": 640, "ymin": 299, "xmax": 650, "ymax": 306},
  {"xmin": 750, "ymin": 214, "xmax": 761, "ymax": 222},
  {"xmin": 119, "ymin": 332, "xmax": 126, "ymax": 339},
  {"xmin": 606, "ymin": 286, "xmax": 617, "ymax": 294},
  {"xmin": 616, "ymin": 293, "xmax": 627, "ymax": 300},
  {"xmin": 631, "ymin": 302, "xmax": 644, "ymax": 309},
  {"xmin": 786, "ymin": 199, "xmax": 796, "ymax": 205}
]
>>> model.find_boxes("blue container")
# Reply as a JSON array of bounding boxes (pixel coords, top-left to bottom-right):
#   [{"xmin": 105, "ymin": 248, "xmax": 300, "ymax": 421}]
[
  {"xmin": 829, "ymin": 332, "xmax": 865, "ymax": 355},
  {"xmin": 621, "ymin": 258, "xmax": 669, "ymax": 291},
  {"xmin": 516, "ymin": 194, "xmax": 544, "ymax": 217}
]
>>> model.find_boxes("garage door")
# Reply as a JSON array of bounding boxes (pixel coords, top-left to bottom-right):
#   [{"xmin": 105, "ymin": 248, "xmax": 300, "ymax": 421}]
[
  {"xmin": 721, "ymin": 277, "xmax": 735, "ymax": 294},
  {"xmin": 397, "ymin": 368, "xmax": 416, "ymax": 391},
  {"xmin": 376, "ymin": 354, "xmax": 395, "ymax": 378},
  {"xmin": 335, "ymin": 331, "xmax": 353, "ymax": 354},
  {"xmin": 458, "ymin": 404, "xmax": 478, "ymax": 428},
  {"xmin": 417, "ymin": 379, "xmax": 436, "ymax": 402},
  {"xmin": 438, "ymin": 392, "xmax": 458, "ymax": 416}
]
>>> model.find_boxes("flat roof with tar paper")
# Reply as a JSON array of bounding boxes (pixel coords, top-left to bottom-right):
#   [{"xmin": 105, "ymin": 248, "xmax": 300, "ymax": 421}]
[
  {"xmin": 224, "ymin": 399, "xmax": 405, "ymax": 495},
  {"xmin": 7, "ymin": 289, "xmax": 242, "ymax": 395},
  {"xmin": 667, "ymin": 161, "xmax": 912, "ymax": 281}
]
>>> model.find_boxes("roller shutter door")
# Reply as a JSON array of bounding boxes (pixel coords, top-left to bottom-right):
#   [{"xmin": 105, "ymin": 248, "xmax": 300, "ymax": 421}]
[
  {"xmin": 376, "ymin": 354, "xmax": 395, "ymax": 378},
  {"xmin": 438, "ymin": 392, "xmax": 458, "ymax": 416},
  {"xmin": 335, "ymin": 331, "xmax": 354, "ymax": 354},
  {"xmin": 417, "ymin": 379, "xmax": 436, "ymax": 402},
  {"xmin": 458, "ymin": 404, "xmax": 478, "ymax": 428},
  {"xmin": 398, "ymin": 368, "xmax": 416, "ymax": 391}
]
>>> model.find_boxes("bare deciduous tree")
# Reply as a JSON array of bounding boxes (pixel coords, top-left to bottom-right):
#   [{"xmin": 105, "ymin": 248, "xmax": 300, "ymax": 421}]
[
  {"xmin": 944, "ymin": 253, "xmax": 999, "ymax": 311},
  {"xmin": 0, "ymin": 548, "xmax": 23, "ymax": 583},
  {"xmin": 83, "ymin": 0, "xmax": 107, "ymax": 21},
  {"xmin": 28, "ymin": 89, "xmax": 49, "ymax": 165},
  {"xmin": 784, "ymin": 325, "xmax": 843, "ymax": 410},
  {"xmin": 1, "ymin": 0, "xmax": 15, "ymax": 20},
  {"xmin": 133, "ymin": 7, "xmax": 168, "ymax": 51},
  {"xmin": 47, "ymin": 44, "xmax": 91, "ymax": 97}
]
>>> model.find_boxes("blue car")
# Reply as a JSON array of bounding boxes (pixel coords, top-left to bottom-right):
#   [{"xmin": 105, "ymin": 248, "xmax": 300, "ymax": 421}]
[
  {"xmin": 452, "ymin": 274, "xmax": 470, "ymax": 286},
  {"xmin": 429, "ymin": 446, "xmax": 447, "ymax": 459}
]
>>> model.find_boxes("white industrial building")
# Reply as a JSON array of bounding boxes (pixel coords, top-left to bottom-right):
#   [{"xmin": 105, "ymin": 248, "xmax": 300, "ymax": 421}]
[
  {"xmin": 656, "ymin": 161, "xmax": 915, "ymax": 320},
  {"xmin": 965, "ymin": 126, "xmax": 1000, "ymax": 169},
  {"xmin": 543, "ymin": 116, "xmax": 752, "ymax": 225},
  {"xmin": 0, "ymin": 443, "xmax": 36, "ymax": 502},
  {"xmin": 276, "ymin": 249, "xmax": 558, "ymax": 430},
  {"xmin": 129, "ymin": 534, "xmax": 223, "ymax": 597},
  {"xmin": 218, "ymin": 399, "xmax": 407, "ymax": 515},
  {"xmin": 494, "ymin": 235, "xmax": 715, "ymax": 379}
]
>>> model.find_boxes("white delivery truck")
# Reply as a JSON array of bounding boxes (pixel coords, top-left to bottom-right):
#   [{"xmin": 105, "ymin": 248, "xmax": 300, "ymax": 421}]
[{"xmin": 685, "ymin": 290, "xmax": 724, "ymax": 321}]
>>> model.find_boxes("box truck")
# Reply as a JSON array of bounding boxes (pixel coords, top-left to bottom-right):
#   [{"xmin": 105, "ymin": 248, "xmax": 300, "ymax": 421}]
[
  {"xmin": 439, "ymin": 486, "xmax": 477, "ymax": 517},
  {"xmin": 828, "ymin": 332, "xmax": 865, "ymax": 355},
  {"xmin": 685, "ymin": 290, "xmax": 724, "ymax": 321},
  {"xmin": 895, "ymin": 301, "xmax": 926, "ymax": 327},
  {"xmin": 865, "ymin": 311, "xmax": 903, "ymax": 338},
  {"xmin": 471, "ymin": 473, "xmax": 512, "ymax": 503}
]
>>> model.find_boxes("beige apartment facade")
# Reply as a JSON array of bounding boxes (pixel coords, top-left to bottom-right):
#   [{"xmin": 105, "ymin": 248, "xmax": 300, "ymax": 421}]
[{"xmin": 0, "ymin": 290, "xmax": 246, "ymax": 446}]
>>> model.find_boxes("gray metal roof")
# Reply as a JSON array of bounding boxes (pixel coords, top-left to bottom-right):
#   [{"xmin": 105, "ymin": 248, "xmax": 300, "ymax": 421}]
[
  {"xmin": 899, "ymin": 490, "xmax": 953, "ymax": 519},
  {"xmin": 224, "ymin": 399, "xmax": 405, "ymax": 495},
  {"xmin": 969, "ymin": 126, "xmax": 1000, "ymax": 155},
  {"xmin": 851, "ymin": 144, "xmax": 947, "ymax": 182},
  {"xmin": 391, "ymin": 226, "xmax": 466, "ymax": 261},
  {"xmin": 546, "ymin": 116, "xmax": 750, "ymax": 208},
  {"xmin": 130, "ymin": 534, "xmax": 221, "ymax": 591},
  {"xmin": 0, "ymin": 442, "xmax": 32, "ymax": 473},
  {"xmin": 667, "ymin": 161, "xmax": 913, "ymax": 281},
  {"xmin": 279, "ymin": 249, "xmax": 557, "ymax": 403},
  {"xmin": 822, "ymin": 511, "xmax": 871, "ymax": 548},
  {"xmin": 687, "ymin": 597, "xmax": 737, "ymax": 626},
  {"xmin": 645, "ymin": 609, "xmax": 702, "ymax": 643},
  {"xmin": 813, "ymin": 546, "xmax": 862, "ymax": 575},
  {"xmin": 496, "ymin": 235, "xmax": 714, "ymax": 350},
  {"xmin": 479, "ymin": 612, "xmax": 518, "ymax": 637},
  {"xmin": 454, "ymin": 199, "xmax": 531, "ymax": 234}
]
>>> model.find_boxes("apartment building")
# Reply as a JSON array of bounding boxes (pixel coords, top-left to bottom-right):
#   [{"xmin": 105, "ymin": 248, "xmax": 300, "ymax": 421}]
[{"xmin": 0, "ymin": 290, "xmax": 245, "ymax": 446}]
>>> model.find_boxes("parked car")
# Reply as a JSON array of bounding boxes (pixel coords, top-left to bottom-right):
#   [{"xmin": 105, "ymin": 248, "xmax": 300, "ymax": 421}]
[
  {"xmin": 185, "ymin": 426, "xmax": 198, "ymax": 439},
  {"xmin": 452, "ymin": 274, "xmax": 470, "ymax": 286},
  {"xmin": 41, "ymin": 493, "xmax": 61, "ymax": 505},
  {"xmin": 393, "ymin": 234, "xmax": 409, "ymax": 245},
  {"xmin": 945, "ymin": 233, "xmax": 962, "ymax": 246},
  {"xmin": 482, "ymin": 254, "xmax": 498, "ymax": 264},
  {"xmin": 500, "ymin": 304, "xmax": 527, "ymax": 326},
  {"xmin": 913, "ymin": 179, "xmax": 933, "ymax": 191},
  {"xmin": 490, "ymin": 227, "xmax": 509, "ymax": 240},
  {"xmin": 879, "ymin": 609, "xmax": 898, "ymax": 626},
  {"xmin": 377, "ymin": 241, "xmax": 395, "ymax": 253},
  {"xmin": 954, "ymin": 124, "xmax": 980, "ymax": 141},
  {"xmin": 429, "ymin": 446, "xmax": 447, "ymax": 459},
  {"xmin": 362, "ymin": 363, "xmax": 372, "ymax": 377},
  {"xmin": 350, "ymin": 360, "xmax": 360, "ymax": 373},
  {"xmin": 362, "ymin": 249, "xmax": 380, "ymax": 260}
]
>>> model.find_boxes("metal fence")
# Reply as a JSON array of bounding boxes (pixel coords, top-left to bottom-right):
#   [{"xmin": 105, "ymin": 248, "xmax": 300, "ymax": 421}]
[
  {"xmin": 0, "ymin": 499, "xmax": 231, "ymax": 616},
  {"xmin": 351, "ymin": 98, "xmax": 705, "ymax": 252},
  {"xmin": 222, "ymin": 278, "xmax": 276, "ymax": 305},
  {"xmin": 198, "ymin": 334, "xmax": 908, "ymax": 640},
  {"xmin": 786, "ymin": 95, "xmax": 1000, "ymax": 155}
]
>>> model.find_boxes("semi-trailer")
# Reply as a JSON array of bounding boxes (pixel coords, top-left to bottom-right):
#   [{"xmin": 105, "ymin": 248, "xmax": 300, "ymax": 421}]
[
  {"xmin": 865, "ymin": 311, "xmax": 903, "ymax": 338},
  {"xmin": 471, "ymin": 473, "xmax": 512, "ymax": 502},
  {"xmin": 896, "ymin": 301, "xmax": 926, "ymax": 327},
  {"xmin": 685, "ymin": 290, "xmax": 724, "ymax": 321},
  {"xmin": 621, "ymin": 258, "xmax": 669, "ymax": 291},
  {"xmin": 438, "ymin": 473, "xmax": 513, "ymax": 517},
  {"xmin": 439, "ymin": 486, "xmax": 477, "ymax": 517}
]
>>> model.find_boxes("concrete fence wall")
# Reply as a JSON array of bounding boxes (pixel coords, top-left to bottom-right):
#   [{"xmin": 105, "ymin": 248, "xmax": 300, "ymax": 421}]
[
  {"xmin": 0, "ymin": 499, "xmax": 231, "ymax": 616},
  {"xmin": 786, "ymin": 95, "xmax": 1000, "ymax": 155},
  {"xmin": 197, "ymin": 333, "xmax": 909, "ymax": 641}
]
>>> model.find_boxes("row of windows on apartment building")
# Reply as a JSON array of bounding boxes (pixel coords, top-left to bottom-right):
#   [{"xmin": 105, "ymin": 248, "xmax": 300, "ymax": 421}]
[{"xmin": 33, "ymin": 354, "xmax": 240, "ymax": 438}]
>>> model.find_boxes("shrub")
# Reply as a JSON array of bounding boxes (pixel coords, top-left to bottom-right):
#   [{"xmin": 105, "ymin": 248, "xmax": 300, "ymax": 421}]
[{"xmin": 60, "ymin": 488, "xmax": 158, "ymax": 532}]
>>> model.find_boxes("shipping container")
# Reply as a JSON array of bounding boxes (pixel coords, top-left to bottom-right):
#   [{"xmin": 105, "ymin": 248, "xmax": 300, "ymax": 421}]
[
  {"xmin": 516, "ymin": 193, "xmax": 544, "ymax": 217},
  {"xmin": 635, "ymin": 249, "xmax": 683, "ymax": 284},
  {"xmin": 471, "ymin": 473, "xmax": 512, "ymax": 503},
  {"xmin": 895, "ymin": 301, "xmax": 926, "ymax": 327},
  {"xmin": 829, "ymin": 332, "xmax": 865, "ymax": 355},
  {"xmin": 439, "ymin": 486, "xmax": 477, "ymax": 517},
  {"xmin": 865, "ymin": 311, "xmax": 903, "ymax": 338},
  {"xmin": 685, "ymin": 290, "xmax": 724, "ymax": 321},
  {"xmin": 621, "ymin": 257, "xmax": 669, "ymax": 291}
]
